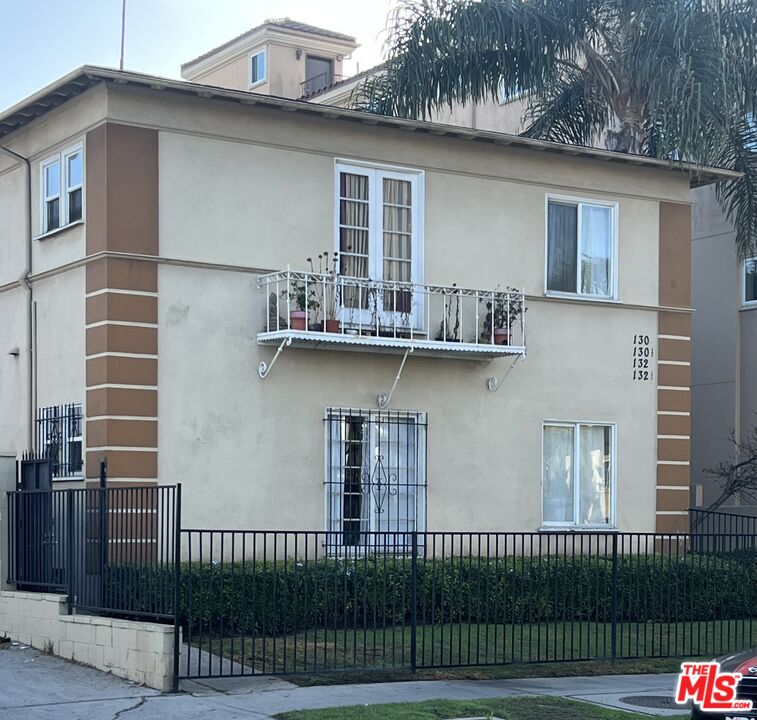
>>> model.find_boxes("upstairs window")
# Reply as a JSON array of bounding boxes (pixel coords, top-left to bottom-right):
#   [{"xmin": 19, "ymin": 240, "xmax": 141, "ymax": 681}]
[
  {"xmin": 744, "ymin": 257, "xmax": 757, "ymax": 305},
  {"xmin": 336, "ymin": 161, "xmax": 423, "ymax": 320},
  {"xmin": 65, "ymin": 148, "xmax": 83, "ymax": 223},
  {"xmin": 40, "ymin": 143, "xmax": 84, "ymax": 235},
  {"xmin": 250, "ymin": 49, "xmax": 266, "ymax": 86},
  {"xmin": 547, "ymin": 197, "xmax": 616, "ymax": 299},
  {"xmin": 41, "ymin": 158, "xmax": 61, "ymax": 233}
]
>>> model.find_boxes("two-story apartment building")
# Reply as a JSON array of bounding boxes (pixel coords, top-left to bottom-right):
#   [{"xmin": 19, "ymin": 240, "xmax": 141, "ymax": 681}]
[{"xmin": 0, "ymin": 52, "xmax": 734, "ymax": 541}]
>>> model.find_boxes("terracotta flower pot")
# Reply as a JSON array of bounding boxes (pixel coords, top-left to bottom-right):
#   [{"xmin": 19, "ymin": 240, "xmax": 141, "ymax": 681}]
[
  {"xmin": 493, "ymin": 328, "xmax": 511, "ymax": 346},
  {"xmin": 290, "ymin": 310, "xmax": 307, "ymax": 330},
  {"xmin": 325, "ymin": 319, "xmax": 341, "ymax": 334}
]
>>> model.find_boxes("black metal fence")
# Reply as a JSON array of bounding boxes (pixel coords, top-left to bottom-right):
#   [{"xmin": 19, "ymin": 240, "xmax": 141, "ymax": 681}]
[
  {"xmin": 691, "ymin": 507, "xmax": 757, "ymax": 535},
  {"xmin": 175, "ymin": 529, "xmax": 757, "ymax": 680},
  {"xmin": 6, "ymin": 484, "xmax": 179, "ymax": 621}
]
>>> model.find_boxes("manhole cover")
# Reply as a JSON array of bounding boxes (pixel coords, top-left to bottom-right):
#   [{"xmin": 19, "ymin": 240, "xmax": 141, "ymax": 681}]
[{"xmin": 620, "ymin": 695, "xmax": 690, "ymax": 710}]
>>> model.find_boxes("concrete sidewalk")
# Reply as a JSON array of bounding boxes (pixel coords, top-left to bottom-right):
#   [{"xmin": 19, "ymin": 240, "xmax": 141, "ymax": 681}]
[{"xmin": 0, "ymin": 644, "xmax": 687, "ymax": 719}]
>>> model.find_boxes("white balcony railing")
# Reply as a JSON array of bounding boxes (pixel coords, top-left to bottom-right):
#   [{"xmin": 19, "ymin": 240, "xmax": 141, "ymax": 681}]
[{"xmin": 257, "ymin": 270, "xmax": 526, "ymax": 360}]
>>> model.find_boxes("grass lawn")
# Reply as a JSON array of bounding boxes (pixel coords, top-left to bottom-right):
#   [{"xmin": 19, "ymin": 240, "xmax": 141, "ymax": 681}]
[
  {"xmin": 192, "ymin": 618, "xmax": 757, "ymax": 677},
  {"xmin": 273, "ymin": 695, "xmax": 690, "ymax": 719}
]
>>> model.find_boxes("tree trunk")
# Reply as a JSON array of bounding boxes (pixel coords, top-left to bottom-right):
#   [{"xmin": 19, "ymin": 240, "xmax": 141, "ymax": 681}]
[{"xmin": 605, "ymin": 91, "xmax": 646, "ymax": 155}]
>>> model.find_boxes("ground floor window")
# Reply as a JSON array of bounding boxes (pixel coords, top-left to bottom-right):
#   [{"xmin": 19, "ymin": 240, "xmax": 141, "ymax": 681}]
[
  {"xmin": 542, "ymin": 422, "xmax": 614, "ymax": 527},
  {"xmin": 325, "ymin": 408, "xmax": 426, "ymax": 552},
  {"xmin": 37, "ymin": 403, "xmax": 83, "ymax": 478}
]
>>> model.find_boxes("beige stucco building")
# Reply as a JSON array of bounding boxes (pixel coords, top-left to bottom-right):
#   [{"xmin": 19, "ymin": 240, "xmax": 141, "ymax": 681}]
[{"xmin": 0, "ymin": 47, "xmax": 734, "ymax": 540}]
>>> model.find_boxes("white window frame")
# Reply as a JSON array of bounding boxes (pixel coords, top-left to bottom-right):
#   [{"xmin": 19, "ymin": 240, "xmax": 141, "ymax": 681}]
[
  {"xmin": 333, "ymin": 159, "xmax": 425, "ymax": 328},
  {"xmin": 63, "ymin": 145, "xmax": 84, "ymax": 223},
  {"xmin": 39, "ymin": 142, "xmax": 85, "ymax": 236},
  {"xmin": 249, "ymin": 48, "xmax": 267, "ymax": 88},
  {"xmin": 541, "ymin": 420, "xmax": 617, "ymax": 529},
  {"xmin": 323, "ymin": 408, "xmax": 427, "ymax": 554},
  {"xmin": 544, "ymin": 194, "xmax": 619, "ymax": 301},
  {"xmin": 742, "ymin": 256, "xmax": 757, "ymax": 306}
]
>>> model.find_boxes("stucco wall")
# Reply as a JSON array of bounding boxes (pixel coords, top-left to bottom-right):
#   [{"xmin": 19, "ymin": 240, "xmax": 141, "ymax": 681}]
[
  {"xmin": 158, "ymin": 265, "xmax": 658, "ymax": 532},
  {"xmin": 0, "ymin": 87, "xmax": 104, "ymax": 461},
  {"xmin": 104, "ymin": 86, "xmax": 686, "ymax": 533},
  {"xmin": 33, "ymin": 267, "xmax": 86, "ymax": 411},
  {"xmin": 690, "ymin": 185, "xmax": 754, "ymax": 510}
]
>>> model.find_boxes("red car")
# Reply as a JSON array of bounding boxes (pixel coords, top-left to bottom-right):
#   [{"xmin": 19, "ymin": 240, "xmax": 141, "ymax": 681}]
[{"xmin": 691, "ymin": 649, "xmax": 757, "ymax": 719}]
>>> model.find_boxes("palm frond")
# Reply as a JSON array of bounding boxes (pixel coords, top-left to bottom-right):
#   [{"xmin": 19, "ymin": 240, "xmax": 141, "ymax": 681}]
[{"xmin": 522, "ymin": 66, "xmax": 610, "ymax": 146}]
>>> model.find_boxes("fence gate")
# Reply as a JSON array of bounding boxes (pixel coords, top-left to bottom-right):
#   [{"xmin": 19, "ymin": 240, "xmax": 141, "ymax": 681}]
[{"xmin": 13, "ymin": 453, "xmax": 56, "ymax": 590}]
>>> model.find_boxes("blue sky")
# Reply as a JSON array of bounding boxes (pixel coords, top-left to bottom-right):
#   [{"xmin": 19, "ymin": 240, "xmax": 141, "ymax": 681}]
[{"xmin": 0, "ymin": 1, "xmax": 391, "ymax": 112}]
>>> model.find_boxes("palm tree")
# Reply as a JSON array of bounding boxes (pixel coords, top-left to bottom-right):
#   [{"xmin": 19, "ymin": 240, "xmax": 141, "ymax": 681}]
[{"xmin": 352, "ymin": 0, "xmax": 757, "ymax": 257}]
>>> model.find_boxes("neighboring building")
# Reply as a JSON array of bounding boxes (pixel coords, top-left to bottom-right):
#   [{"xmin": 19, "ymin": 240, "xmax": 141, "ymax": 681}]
[
  {"xmin": 690, "ymin": 186, "xmax": 757, "ymax": 512},
  {"xmin": 180, "ymin": 18, "xmax": 359, "ymax": 100},
  {"xmin": 0, "ymin": 60, "xmax": 734, "ymax": 539}
]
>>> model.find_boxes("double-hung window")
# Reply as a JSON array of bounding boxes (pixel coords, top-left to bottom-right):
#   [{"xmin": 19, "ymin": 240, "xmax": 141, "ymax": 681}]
[
  {"xmin": 250, "ymin": 49, "xmax": 266, "ymax": 86},
  {"xmin": 744, "ymin": 257, "xmax": 757, "ymax": 305},
  {"xmin": 336, "ymin": 161, "xmax": 423, "ymax": 324},
  {"xmin": 542, "ymin": 422, "xmax": 615, "ymax": 527},
  {"xmin": 547, "ymin": 197, "xmax": 616, "ymax": 298},
  {"xmin": 40, "ymin": 144, "xmax": 84, "ymax": 234},
  {"xmin": 325, "ymin": 408, "xmax": 426, "ymax": 553}
]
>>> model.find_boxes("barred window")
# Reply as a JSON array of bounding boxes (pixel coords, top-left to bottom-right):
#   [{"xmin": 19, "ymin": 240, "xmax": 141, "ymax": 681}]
[
  {"xmin": 37, "ymin": 403, "xmax": 83, "ymax": 478},
  {"xmin": 325, "ymin": 408, "xmax": 426, "ymax": 552}
]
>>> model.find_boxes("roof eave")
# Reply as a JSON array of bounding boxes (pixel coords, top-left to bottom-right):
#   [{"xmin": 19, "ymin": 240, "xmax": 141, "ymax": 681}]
[{"xmin": 0, "ymin": 66, "xmax": 740, "ymax": 188}]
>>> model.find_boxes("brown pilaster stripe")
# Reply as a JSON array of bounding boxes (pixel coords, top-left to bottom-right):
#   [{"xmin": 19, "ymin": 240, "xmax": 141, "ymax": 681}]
[
  {"xmin": 656, "ymin": 202, "xmax": 692, "ymax": 533},
  {"xmin": 84, "ymin": 123, "xmax": 159, "ymax": 488}
]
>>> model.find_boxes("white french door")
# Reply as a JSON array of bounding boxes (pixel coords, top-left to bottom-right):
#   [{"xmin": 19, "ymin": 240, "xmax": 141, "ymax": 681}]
[{"xmin": 335, "ymin": 162, "xmax": 424, "ymax": 329}]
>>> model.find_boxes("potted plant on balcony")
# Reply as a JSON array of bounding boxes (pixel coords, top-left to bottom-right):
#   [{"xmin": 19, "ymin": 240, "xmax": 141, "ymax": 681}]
[
  {"xmin": 319, "ymin": 251, "xmax": 343, "ymax": 334},
  {"xmin": 435, "ymin": 284, "xmax": 461, "ymax": 342},
  {"xmin": 280, "ymin": 276, "xmax": 319, "ymax": 331},
  {"xmin": 480, "ymin": 287, "xmax": 525, "ymax": 345}
]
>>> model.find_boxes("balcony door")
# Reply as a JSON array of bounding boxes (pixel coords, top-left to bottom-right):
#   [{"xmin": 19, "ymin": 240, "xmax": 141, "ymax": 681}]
[{"xmin": 335, "ymin": 161, "xmax": 424, "ymax": 331}]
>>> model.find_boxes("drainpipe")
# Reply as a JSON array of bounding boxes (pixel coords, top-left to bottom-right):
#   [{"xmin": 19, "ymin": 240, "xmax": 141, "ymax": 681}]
[{"xmin": 0, "ymin": 144, "xmax": 34, "ymax": 450}]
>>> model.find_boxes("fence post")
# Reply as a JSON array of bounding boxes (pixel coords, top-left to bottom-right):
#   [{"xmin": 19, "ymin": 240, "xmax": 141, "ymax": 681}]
[
  {"xmin": 99, "ymin": 459, "xmax": 107, "ymax": 608},
  {"xmin": 66, "ymin": 489, "xmax": 74, "ymax": 609},
  {"xmin": 172, "ymin": 483, "xmax": 182, "ymax": 693},
  {"xmin": 610, "ymin": 532, "xmax": 618, "ymax": 662},
  {"xmin": 410, "ymin": 530, "xmax": 418, "ymax": 673}
]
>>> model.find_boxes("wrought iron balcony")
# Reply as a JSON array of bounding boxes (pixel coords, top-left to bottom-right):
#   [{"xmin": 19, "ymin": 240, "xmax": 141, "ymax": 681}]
[
  {"xmin": 257, "ymin": 270, "xmax": 526, "ymax": 361},
  {"xmin": 300, "ymin": 72, "xmax": 346, "ymax": 98}
]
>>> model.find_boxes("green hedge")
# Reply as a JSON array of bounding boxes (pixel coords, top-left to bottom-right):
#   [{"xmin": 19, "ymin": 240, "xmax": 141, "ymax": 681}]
[{"xmin": 103, "ymin": 553, "xmax": 757, "ymax": 635}]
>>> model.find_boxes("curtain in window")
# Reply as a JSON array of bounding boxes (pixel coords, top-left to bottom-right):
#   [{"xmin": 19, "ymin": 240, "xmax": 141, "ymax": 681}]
[
  {"xmin": 542, "ymin": 425, "xmax": 574, "ymax": 523},
  {"xmin": 746, "ymin": 258, "xmax": 757, "ymax": 302},
  {"xmin": 580, "ymin": 205, "xmax": 612, "ymax": 296},
  {"xmin": 340, "ymin": 173, "xmax": 370, "ymax": 308},
  {"xmin": 578, "ymin": 425, "xmax": 612, "ymax": 525},
  {"xmin": 327, "ymin": 416, "xmax": 369, "ymax": 546},
  {"xmin": 383, "ymin": 178, "xmax": 412, "ymax": 313},
  {"xmin": 375, "ymin": 415, "xmax": 418, "ymax": 535},
  {"xmin": 547, "ymin": 203, "xmax": 577, "ymax": 292}
]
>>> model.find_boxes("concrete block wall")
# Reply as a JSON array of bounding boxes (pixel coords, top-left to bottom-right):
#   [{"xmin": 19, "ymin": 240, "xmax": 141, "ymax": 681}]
[{"xmin": 0, "ymin": 591, "xmax": 178, "ymax": 691}]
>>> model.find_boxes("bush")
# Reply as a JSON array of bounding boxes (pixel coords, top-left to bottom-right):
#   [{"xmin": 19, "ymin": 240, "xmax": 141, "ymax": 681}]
[{"xmin": 102, "ymin": 552, "xmax": 757, "ymax": 635}]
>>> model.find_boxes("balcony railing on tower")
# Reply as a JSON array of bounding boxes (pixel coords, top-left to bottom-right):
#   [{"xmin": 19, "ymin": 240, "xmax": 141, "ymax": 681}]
[{"xmin": 258, "ymin": 270, "xmax": 526, "ymax": 359}]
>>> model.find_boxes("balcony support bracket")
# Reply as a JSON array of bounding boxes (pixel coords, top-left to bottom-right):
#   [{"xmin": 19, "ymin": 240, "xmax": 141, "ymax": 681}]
[
  {"xmin": 258, "ymin": 336, "xmax": 293, "ymax": 380},
  {"xmin": 487, "ymin": 353, "xmax": 524, "ymax": 392},
  {"xmin": 377, "ymin": 347, "xmax": 414, "ymax": 409}
]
